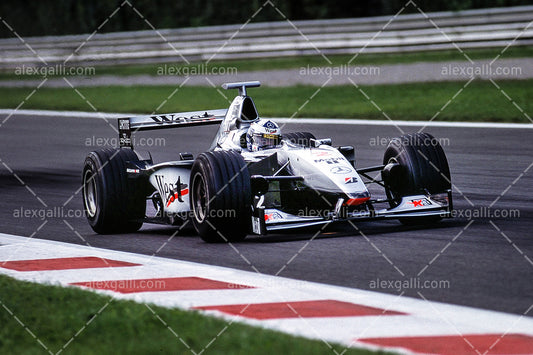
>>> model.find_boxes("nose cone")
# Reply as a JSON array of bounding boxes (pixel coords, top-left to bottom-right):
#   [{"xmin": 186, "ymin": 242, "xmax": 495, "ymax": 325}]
[{"xmin": 284, "ymin": 145, "xmax": 370, "ymax": 197}]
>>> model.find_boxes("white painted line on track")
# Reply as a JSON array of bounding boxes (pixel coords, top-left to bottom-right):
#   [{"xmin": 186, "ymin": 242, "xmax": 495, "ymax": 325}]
[
  {"xmin": 274, "ymin": 117, "xmax": 533, "ymax": 129},
  {"xmin": 0, "ymin": 109, "xmax": 134, "ymax": 119},
  {"xmin": 1, "ymin": 108, "xmax": 532, "ymax": 129},
  {"xmin": 1, "ymin": 232, "xmax": 533, "ymax": 355}
]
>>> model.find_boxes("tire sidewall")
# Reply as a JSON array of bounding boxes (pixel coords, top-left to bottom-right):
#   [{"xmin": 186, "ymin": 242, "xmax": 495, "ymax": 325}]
[
  {"xmin": 82, "ymin": 154, "xmax": 105, "ymax": 229},
  {"xmin": 190, "ymin": 164, "xmax": 214, "ymax": 236}
]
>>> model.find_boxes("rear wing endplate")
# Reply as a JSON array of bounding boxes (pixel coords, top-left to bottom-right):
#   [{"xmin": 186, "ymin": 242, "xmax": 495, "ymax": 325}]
[{"xmin": 118, "ymin": 109, "xmax": 227, "ymax": 148}]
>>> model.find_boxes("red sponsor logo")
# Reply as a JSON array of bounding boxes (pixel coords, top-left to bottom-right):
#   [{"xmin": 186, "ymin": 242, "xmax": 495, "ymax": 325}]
[
  {"xmin": 163, "ymin": 176, "xmax": 189, "ymax": 207},
  {"xmin": 264, "ymin": 212, "xmax": 282, "ymax": 221},
  {"xmin": 166, "ymin": 188, "xmax": 189, "ymax": 207},
  {"xmin": 345, "ymin": 177, "xmax": 358, "ymax": 184},
  {"xmin": 410, "ymin": 199, "xmax": 423, "ymax": 207},
  {"xmin": 409, "ymin": 198, "xmax": 431, "ymax": 207},
  {"xmin": 312, "ymin": 151, "xmax": 331, "ymax": 157}
]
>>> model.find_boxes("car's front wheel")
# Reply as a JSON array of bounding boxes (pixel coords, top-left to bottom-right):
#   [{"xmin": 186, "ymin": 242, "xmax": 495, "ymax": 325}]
[{"xmin": 382, "ymin": 133, "xmax": 451, "ymax": 225}]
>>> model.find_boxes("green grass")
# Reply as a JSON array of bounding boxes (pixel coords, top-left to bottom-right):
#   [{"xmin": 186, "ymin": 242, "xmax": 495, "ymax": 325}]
[
  {"xmin": 0, "ymin": 275, "xmax": 386, "ymax": 354},
  {"xmin": 1, "ymin": 46, "xmax": 532, "ymax": 79},
  {"xmin": 1, "ymin": 80, "xmax": 532, "ymax": 122}
]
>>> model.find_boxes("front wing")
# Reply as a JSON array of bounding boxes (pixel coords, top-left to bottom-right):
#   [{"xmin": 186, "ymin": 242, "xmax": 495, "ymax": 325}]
[{"xmin": 252, "ymin": 191, "xmax": 453, "ymax": 234}]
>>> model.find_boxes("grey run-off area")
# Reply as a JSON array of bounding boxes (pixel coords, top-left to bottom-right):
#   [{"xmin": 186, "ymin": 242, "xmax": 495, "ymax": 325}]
[{"xmin": 0, "ymin": 58, "xmax": 531, "ymax": 88}]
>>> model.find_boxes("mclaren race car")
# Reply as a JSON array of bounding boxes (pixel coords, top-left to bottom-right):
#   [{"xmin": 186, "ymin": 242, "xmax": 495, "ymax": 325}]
[{"xmin": 82, "ymin": 81, "xmax": 453, "ymax": 242}]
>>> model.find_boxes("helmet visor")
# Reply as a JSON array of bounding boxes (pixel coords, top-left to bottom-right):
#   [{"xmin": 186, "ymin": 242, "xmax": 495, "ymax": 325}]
[{"xmin": 253, "ymin": 133, "xmax": 280, "ymax": 149}]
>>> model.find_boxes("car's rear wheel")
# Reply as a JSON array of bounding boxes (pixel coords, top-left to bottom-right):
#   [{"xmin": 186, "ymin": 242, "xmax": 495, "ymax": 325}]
[
  {"xmin": 190, "ymin": 151, "xmax": 251, "ymax": 242},
  {"xmin": 382, "ymin": 133, "xmax": 451, "ymax": 225},
  {"xmin": 82, "ymin": 148, "xmax": 146, "ymax": 234},
  {"xmin": 282, "ymin": 132, "xmax": 316, "ymax": 147}
]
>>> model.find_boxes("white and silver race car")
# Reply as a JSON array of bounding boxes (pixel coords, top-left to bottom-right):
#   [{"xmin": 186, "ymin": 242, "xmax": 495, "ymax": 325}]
[{"xmin": 82, "ymin": 81, "xmax": 452, "ymax": 242}]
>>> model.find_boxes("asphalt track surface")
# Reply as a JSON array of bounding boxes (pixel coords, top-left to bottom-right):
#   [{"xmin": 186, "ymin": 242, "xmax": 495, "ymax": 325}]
[{"xmin": 0, "ymin": 113, "xmax": 532, "ymax": 317}]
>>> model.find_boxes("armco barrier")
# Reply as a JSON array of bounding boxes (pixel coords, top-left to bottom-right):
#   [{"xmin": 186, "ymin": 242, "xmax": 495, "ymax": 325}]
[{"xmin": 0, "ymin": 5, "xmax": 531, "ymax": 68}]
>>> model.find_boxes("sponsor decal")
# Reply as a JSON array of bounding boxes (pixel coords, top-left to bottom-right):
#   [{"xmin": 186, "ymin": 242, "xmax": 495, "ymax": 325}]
[
  {"xmin": 409, "ymin": 198, "xmax": 432, "ymax": 207},
  {"xmin": 314, "ymin": 158, "xmax": 342, "ymax": 165},
  {"xmin": 264, "ymin": 212, "xmax": 282, "ymax": 222},
  {"xmin": 119, "ymin": 135, "xmax": 132, "ymax": 146},
  {"xmin": 126, "ymin": 168, "xmax": 140, "ymax": 174},
  {"xmin": 151, "ymin": 114, "xmax": 184, "ymax": 123},
  {"xmin": 263, "ymin": 120, "xmax": 278, "ymax": 129},
  {"xmin": 154, "ymin": 175, "xmax": 189, "ymax": 207},
  {"xmin": 118, "ymin": 119, "xmax": 130, "ymax": 130},
  {"xmin": 150, "ymin": 113, "xmax": 214, "ymax": 124},
  {"xmin": 252, "ymin": 217, "xmax": 262, "ymax": 234},
  {"xmin": 311, "ymin": 150, "xmax": 331, "ymax": 157},
  {"xmin": 344, "ymin": 176, "xmax": 358, "ymax": 184},
  {"xmin": 330, "ymin": 166, "xmax": 352, "ymax": 174},
  {"xmin": 261, "ymin": 120, "xmax": 279, "ymax": 133}
]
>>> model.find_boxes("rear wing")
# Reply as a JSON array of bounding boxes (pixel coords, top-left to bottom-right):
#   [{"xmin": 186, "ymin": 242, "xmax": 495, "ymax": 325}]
[
  {"xmin": 118, "ymin": 81, "xmax": 261, "ymax": 148},
  {"xmin": 118, "ymin": 109, "xmax": 227, "ymax": 148}
]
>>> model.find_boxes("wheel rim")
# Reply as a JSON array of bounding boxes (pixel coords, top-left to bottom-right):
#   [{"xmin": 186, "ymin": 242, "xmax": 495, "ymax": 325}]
[
  {"xmin": 192, "ymin": 172, "xmax": 207, "ymax": 223},
  {"xmin": 83, "ymin": 169, "xmax": 98, "ymax": 218}
]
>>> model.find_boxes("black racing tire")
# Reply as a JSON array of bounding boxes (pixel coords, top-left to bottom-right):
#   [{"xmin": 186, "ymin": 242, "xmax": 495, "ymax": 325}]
[
  {"xmin": 190, "ymin": 150, "xmax": 251, "ymax": 243},
  {"xmin": 382, "ymin": 133, "xmax": 451, "ymax": 225},
  {"xmin": 82, "ymin": 148, "xmax": 146, "ymax": 234},
  {"xmin": 282, "ymin": 132, "xmax": 316, "ymax": 147}
]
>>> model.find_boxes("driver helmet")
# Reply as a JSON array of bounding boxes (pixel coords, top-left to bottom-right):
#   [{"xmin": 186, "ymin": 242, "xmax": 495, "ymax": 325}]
[{"xmin": 246, "ymin": 119, "xmax": 281, "ymax": 151}]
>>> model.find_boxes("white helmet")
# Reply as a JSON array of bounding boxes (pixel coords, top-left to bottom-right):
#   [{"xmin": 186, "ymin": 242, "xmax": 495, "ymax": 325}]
[{"xmin": 246, "ymin": 119, "xmax": 281, "ymax": 151}]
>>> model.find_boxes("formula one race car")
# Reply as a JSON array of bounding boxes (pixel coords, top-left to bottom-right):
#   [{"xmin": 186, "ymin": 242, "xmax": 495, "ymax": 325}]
[{"xmin": 82, "ymin": 81, "xmax": 452, "ymax": 242}]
